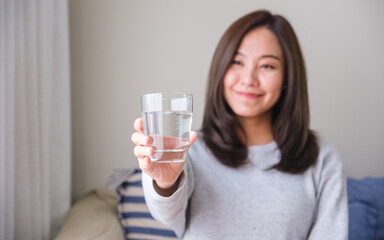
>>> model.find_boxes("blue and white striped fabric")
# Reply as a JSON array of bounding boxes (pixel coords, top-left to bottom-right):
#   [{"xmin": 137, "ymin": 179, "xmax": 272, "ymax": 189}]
[{"xmin": 113, "ymin": 169, "xmax": 180, "ymax": 240}]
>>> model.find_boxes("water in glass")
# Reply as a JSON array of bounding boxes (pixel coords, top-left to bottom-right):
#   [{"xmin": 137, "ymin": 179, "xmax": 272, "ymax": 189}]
[{"xmin": 142, "ymin": 110, "xmax": 193, "ymax": 162}]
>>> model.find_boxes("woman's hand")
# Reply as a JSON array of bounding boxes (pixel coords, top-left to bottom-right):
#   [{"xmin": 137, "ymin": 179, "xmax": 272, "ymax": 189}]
[{"xmin": 131, "ymin": 118, "xmax": 198, "ymax": 190}]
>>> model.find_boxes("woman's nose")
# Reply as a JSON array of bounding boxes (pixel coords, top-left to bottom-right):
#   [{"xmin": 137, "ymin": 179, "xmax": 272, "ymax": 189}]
[{"xmin": 241, "ymin": 67, "xmax": 259, "ymax": 86}]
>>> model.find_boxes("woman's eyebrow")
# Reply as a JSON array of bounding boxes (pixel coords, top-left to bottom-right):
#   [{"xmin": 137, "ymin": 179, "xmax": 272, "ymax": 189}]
[
  {"xmin": 235, "ymin": 51, "xmax": 281, "ymax": 61},
  {"xmin": 260, "ymin": 54, "xmax": 280, "ymax": 60},
  {"xmin": 234, "ymin": 51, "xmax": 246, "ymax": 57}
]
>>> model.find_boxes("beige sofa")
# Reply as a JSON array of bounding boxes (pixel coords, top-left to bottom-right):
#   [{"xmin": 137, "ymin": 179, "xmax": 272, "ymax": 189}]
[
  {"xmin": 55, "ymin": 168, "xmax": 181, "ymax": 240},
  {"xmin": 54, "ymin": 190, "xmax": 125, "ymax": 240},
  {"xmin": 54, "ymin": 173, "xmax": 384, "ymax": 240}
]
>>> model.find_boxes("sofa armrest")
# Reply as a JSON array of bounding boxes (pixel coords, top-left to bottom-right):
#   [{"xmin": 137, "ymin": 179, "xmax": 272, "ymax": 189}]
[{"xmin": 54, "ymin": 189, "xmax": 125, "ymax": 240}]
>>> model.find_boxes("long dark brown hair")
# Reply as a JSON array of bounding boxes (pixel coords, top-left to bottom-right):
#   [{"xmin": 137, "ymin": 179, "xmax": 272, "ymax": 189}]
[{"xmin": 201, "ymin": 10, "xmax": 319, "ymax": 174}]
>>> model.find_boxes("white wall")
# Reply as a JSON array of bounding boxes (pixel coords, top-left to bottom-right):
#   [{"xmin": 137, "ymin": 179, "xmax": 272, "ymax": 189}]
[{"xmin": 69, "ymin": 0, "xmax": 384, "ymax": 201}]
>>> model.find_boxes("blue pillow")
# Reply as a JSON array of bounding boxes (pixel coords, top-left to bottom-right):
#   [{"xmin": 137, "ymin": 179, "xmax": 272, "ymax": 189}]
[
  {"xmin": 112, "ymin": 169, "xmax": 180, "ymax": 240},
  {"xmin": 347, "ymin": 177, "xmax": 384, "ymax": 240}
]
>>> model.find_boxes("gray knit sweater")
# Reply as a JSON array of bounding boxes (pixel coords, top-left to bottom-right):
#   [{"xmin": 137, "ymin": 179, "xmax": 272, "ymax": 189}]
[{"xmin": 142, "ymin": 134, "xmax": 348, "ymax": 239}]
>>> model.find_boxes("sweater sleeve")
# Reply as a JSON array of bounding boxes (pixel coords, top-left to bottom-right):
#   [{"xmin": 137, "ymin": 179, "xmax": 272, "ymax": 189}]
[
  {"xmin": 308, "ymin": 143, "xmax": 349, "ymax": 240},
  {"xmin": 142, "ymin": 159, "xmax": 195, "ymax": 238}
]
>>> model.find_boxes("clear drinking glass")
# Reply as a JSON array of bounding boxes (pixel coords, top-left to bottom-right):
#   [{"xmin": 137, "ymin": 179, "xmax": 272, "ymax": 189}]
[{"xmin": 141, "ymin": 92, "xmax": 193, "ymax": 163}]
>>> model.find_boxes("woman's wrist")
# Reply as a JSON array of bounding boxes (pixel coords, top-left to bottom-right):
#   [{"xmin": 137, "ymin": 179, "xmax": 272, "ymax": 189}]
[{"xmin": 153, "ymin": 173, "xmax": 183, "ymax": 197}]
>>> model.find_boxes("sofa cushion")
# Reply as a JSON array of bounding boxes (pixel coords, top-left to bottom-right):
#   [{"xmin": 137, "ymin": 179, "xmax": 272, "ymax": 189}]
[
  {"xmin": 54, "ymin": 190, "xmax": 125, "ymax": 240},
  {"xmin": 115, "ymin": 169, "xmax": 180, "ymax": 240},
  {"xmin": 347, "ymin": 177, "xmax": 384, "ymax": 240}
]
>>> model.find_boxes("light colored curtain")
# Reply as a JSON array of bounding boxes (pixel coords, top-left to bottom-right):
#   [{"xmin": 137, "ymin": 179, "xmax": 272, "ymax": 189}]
[{"xmin": 0, "ymin": 0, "xmax": 71, "ymax": 239}]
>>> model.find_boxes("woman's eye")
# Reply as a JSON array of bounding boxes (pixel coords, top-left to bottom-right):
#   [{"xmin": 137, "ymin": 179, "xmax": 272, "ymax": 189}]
[
  {"xmin": 231, "ymin": 60, "xmax": 242, "ymax": 65},
  {"xmin": 260, "ymin": 64, "xmax": 275, "ymax": 69}
]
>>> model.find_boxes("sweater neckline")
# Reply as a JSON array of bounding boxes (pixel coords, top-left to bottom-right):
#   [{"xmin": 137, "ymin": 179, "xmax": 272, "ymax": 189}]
[
  {"xmin": 247, "ymin": 141, "xmax": 277, "ymax": 152},
  {"xmin": 247, "ymin": 141, "xmax": 279, "ymax": 167}
]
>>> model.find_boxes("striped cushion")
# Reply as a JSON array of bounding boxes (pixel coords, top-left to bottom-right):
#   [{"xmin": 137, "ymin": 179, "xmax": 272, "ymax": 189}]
[{"xmin": 116, "ymin": 169, "xmax": 180, "ymax": 240}]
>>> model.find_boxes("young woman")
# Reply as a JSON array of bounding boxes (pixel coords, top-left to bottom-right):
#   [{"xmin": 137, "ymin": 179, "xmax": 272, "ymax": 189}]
[{"xmin": 132, "ymin": 10, "xmax": 348, "ymax": 239}]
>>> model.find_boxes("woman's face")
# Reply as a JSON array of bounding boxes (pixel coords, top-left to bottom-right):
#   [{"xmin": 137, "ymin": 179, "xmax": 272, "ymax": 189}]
[{"xmin": 223, "ymin": 27, "xmax": 285, "ymax": 122}]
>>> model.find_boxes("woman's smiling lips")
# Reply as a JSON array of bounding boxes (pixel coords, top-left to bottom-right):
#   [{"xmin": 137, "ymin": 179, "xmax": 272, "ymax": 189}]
[{"xmin": 236, "ymin": 91, "xmax": 262, "ymax": 99}]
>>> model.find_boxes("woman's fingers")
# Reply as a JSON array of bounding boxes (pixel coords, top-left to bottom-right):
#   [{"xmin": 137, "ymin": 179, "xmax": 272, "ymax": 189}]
[
  {"xmin": 138, "ymin": 156, "xmax": 154, "ymax": 173},
  {"xmin": 131, "ymin": 132, "xmax": 152, "ymax": 146},
  {"xmin": 134, "ymin": 145, "xmax": 154, "ymax": 158},
  {"xmin": 189, "ymin": 131, "xmax": 198, "ymax": 146},
  {"xmin": 133, "ymin": 118, "xmax": 155, "ymax": 173},
  {"xmin": 135, "ymin": 147, "xmax": 154, "ymax": 172},
  {"xmin": 132, "ymin": 118, "xmax": 154, "ymax": 146},
  {"xmin": 134, "ymin": 118, "xmax": 144, "ymax": 133}
]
